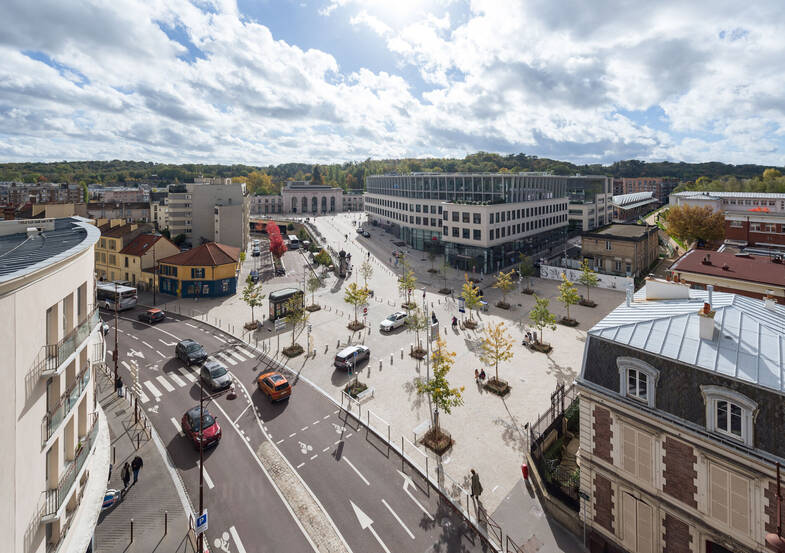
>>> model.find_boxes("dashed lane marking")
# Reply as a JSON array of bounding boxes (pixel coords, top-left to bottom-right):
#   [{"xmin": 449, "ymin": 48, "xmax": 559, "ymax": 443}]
[
  {"xmin": 157, "ymin": 350, "xmax": 166, "ymax": 358},
  {"xmin": 382, "ymin": 499, "xmax": 415, "ymax": 540},
  {"xmin": 142, "ymin": 341, "xmax": 153, "ymax": 349},
  {"xmin": 301, "ymin": 426, "xmax": 309, "ymax": 431},
  {"xmin": 289, "ymin": 433, "xmax": 296, "ymax": 438},
  {"xmin": 229, "ymin": 526, "xmax": 248, "ymax": 553},
  {"xmin": 322, "ymin": 446, "xmax": 330, "ymax": 452},
  {"xmin": 213, "ymin": 334, "xmax": 227, "ymax": 343},
  {"xmin": 276, "ymin": 439, "xmax": 284, "ymax": 444},
  {"xmin": 156, "ymin": 375, "xmax": 175, "ymax": 392},
  {"xmin": 323, "ymin": 415, "xmax": 330, "ymax": 420},
  {"xmin": 185, "ymin": 322, "xmax": 197, "ymax": 328},
  {"xmin": 170, "ymin": 417, "xmax": 183, "ymax": 437},
  {"xmin": 144, "ymin": 380, "xmax": 162, "ymax": 398},
  {"xmin": 312, "ymin": 420, "xmax": 320, "ymax": 425},
  {"xmin": 121, "ymin": 361, "xmax": 131, "ymax": 370},
  {"xmin": 310, "ymin": 454, "xmax": 318, "ymax": 461},
  {"xmin": 296, "ymin": 462, "xmax": 305, "ymax": 469}
]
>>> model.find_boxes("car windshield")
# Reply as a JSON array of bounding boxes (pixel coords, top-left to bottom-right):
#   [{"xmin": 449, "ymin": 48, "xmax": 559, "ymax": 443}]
[
  {"xmin": 209, "ymin": 366, "xmax": 227, "ymax": 378},
  {"xmin": 385, "ymin": 315, "xmax": 397, "ymax": 321},
  {"xmin": 192, "ymin": 414, "xmax": 215, "ymax": 431},
  {"xmin": 186, "ymin": 343, "xmax": 202, "ymax": 352},
  {"xmin": 274, "ymin": 383, "xmax": 289, "ymax": 391}
]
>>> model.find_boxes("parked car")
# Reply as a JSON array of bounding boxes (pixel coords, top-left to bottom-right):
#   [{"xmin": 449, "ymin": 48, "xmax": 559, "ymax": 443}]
[
  {"xmin": 257, "ymin": 371, "xmax": 291, "ymax": 402},
  {"xmin": 249, "ymin": 269, "xmax": 260, "ymax": 283},
  {"xmin": 181, "ymin": 406, "xmax": 222, "ymax": 449},
  {"xmin": 334, "ymin": 345, "xmax": 370, "ymax": 370},
  {"xmin": 275, "ymin": 267, "xmax": 286, "ymax": 276},
  {"xmin": 362, "ymin": 230, "xmax": 370, "ymax": 237},
  {"xmin": 138, "ymin": 308, "xmax": 165, "ymax": 324},
  {"xmin": 252, "ymin": 247, "xmax": 261, "ymax": 257},
  {"xmin": 200, "ymin": 359, "xmax": 232, "ymax": 391},
  {"xmin": 355, "ymin": 227, "xmax": 364, "ymax": 233},
  {"xmin": 176, "ymin": 339, "xmax": 208, "ymax": 366},
  {"xmin": 379, "ymin": 311, "xmax": 408, "ymax": 332}
]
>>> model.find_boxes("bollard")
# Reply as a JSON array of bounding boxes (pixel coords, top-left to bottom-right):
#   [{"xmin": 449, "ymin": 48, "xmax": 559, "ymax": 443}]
[
  {"xmin": 137, "ymin": 434, "xmax": 140, "ymax": 450},
  {"xmin": 337, "ymin": 339, "xmax": 340, "ymax": 348},
  {"xmin": 379, "ymin": 360, "xmax": 382, "ymax": 369},
  {"xmin": 130, "ymin": 518, "xmax": 134, "ymax": 543},
  {"xmin": 164, "ymin": 510, "xmax": 168, "ymax": 535},
  {"xmin": 390, "ymin": 353, "xmax": 393, "ymax": 364},
  {"xmin": 400, "ymin": 348, "xmax": 404, "ymax": 359},
  {"xmin": 113, "ymin": 446, "xmax": 116, "ymax": 464}
]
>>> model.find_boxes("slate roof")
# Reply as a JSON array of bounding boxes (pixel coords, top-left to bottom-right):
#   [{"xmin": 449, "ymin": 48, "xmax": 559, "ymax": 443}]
[
  {"xmin": 590, "ymin": 288, "xmax": 785, "ymax": 394},
  {"xmin": 98, "ymin": 222, "xmax": 150, "ymax": 238},
  {"xmin": 158, "ymin": 242, "xmax": 239, "ymax": 267}
]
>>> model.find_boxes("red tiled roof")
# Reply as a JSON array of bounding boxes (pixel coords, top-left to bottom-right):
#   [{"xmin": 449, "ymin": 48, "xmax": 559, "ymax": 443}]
[
  {"xmin": 671, "ymin": 249, "xmax": 785, "ymax": 287},
  {"xmin": 120, "ymin": 234, "xmax": 170, "ymax": 256},
  {"xmin": 158, "ymin": 242, "xmax": 240, "ymax": 267}
]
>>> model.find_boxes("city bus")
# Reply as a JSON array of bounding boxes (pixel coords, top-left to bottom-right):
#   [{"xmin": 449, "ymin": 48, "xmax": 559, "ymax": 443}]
[
  {"xmin": 287, "ymin": 235, "xmax": 300, "ymax": 249},
  {"xmin": 96, "ymin": 282, "xmax": 138, "ymax": 311},
  {"xmin": 269, "ymin": 288, "xmax": 304, "ymax": 320}
]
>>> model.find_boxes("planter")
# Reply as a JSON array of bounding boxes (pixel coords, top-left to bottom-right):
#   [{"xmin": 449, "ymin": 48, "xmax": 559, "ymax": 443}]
[
  {"xmin": 438, "ymin": 288, "xmax": 452, "ymax": 295},
  {"xmin": 306, "ymin": 304, "xmax": 322, "ymax": 312},
  {"xmin": 282, "ymin": 344, "xmax": 304, "ymax": 358},
  {"xmin": 559, "ymin": 317, "xmax": 579, "ymax": 327},
  {"xmin": 484, "ymin": 377, "xmax": 511, "ymax": 397},
  {"xmin": 531, "ymin": 342, "xmax": 553, "ymax": 353},
  {"xmin": 463, "ymin": 319, "xmax": 478, "ymax": 330},
  {"xmin": 410, "ymin": 347, "xmax": 427, "ymax": 360},
  {"xmin": 420, "ymin": 427, "xmax": 453, "ymax": 456},
  {"xmin": 496, "ymin": 301, "xmax": 510, "ymax": 310},
  {"xmin": 427, "ymin": 268, "xmax": 438, "ymax": 273},
  {"xmin": 401, "ymin": 302, "xmax": 417, "ymax": 311},
  {"xmin": 579, "ymin": 299, "xmax": 596, "ymax": 308},
  {"xmin": 244, "ymin": 321, "xmax": 260, "ymax": 330},
  {"xmin": 348, "ymin": 320, "xmax": 365, "ymax": 331},
  {"xmin": 522, "ymin": 288, "xmax": 534, "ymax": 295},
  {"xmin": 344, "ymin": 381, "xmax": 368, "ymax": 398}
]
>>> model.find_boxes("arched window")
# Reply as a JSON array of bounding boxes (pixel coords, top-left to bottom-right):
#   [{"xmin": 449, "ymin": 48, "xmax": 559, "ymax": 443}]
[
  {"xmin": 616, "ymin": 357, "xmax": 660, "ymax": 408},
  {"xmin": 700, "ymin": 386, "xmax": 758, "ymax": 447},
  {"xmin": 291, "ymin": 197, "xmax": 297, "ymax": 213},
  {"xmin": 311, "ymin": 196, "xmax": 318, "ymax": 213},
  {"xmin": 330, "ymin": 197, "xmax": 336, "ymax": 212},
  {"xmin": 321, "ymin": 196, "xmax": 327, "ymax": 213},
  {"xmin": 301, "ymin": 197, "xmax": 307, "ymax": 213}
]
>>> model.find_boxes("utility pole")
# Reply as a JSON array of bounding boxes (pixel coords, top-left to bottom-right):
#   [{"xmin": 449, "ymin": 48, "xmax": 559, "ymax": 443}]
[{"xmin": 113, "ymin": 282, "xmax": 119, "ymax": 384}]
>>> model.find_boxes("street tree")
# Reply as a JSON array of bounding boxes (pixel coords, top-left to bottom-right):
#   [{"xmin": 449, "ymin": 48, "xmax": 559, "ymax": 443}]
[
  {"xmin": 440, "ymin": 256, "xmax": 451, "ymax": 292},
  {"xmin": 576, "ymin": 259, "xmax": 599, "ymax": 305},
  {"xmin": 269, "ymin": 232, "xmax": 287, "ymax": 259},
  {"xmin": 529, "ymin": 295, "xmax": 557, "ymax": 346},
  {"xmin": 344, "ymin": 282, "xmax": 370, "ymax": 329},
  {"xmin": 665, "ymin": 204, "xmax": 725, "ymax": 245},
  {"xmin": 398, "ymin": 256, "xmax": 417, "ymax": 308},
  {"xmin": 415, "ymin": 338, "xmax": 463, "ymax": 434},
  {"xmin": 460, "ymin": 274, "xmax": 482, "ymax": 325},
  {"xmin": 359, "ymin": 259, "xmax": 374, "ymax": 290},
  {"xmin": 283, "ymin": 296, "xmax": 308, "ymax": 355},
  {"xmin": 558, "ymin": 273, "xmax": 580, "ymax": 322},
  {"xmin": 493, "ymin": 270, "xmax": 515, "ymax": 308},
  {"xmin": 240, "ymin": 276, "xmax": 264, "ymax": 327},
  {"xmin": 307, "ymin": 274, "xmax": 321, "ymax": 308},
  {"xmin": 406, "ymin": 306, "xmax": 428, "ymax": 353},
  {"xmin": 239, "ymin": 251, "xmax": 246, "ymax": 263},
  {"xmin": 479, "ymin": 322, "xmax": 514, "ymax": 389},
  {"xmin": 314, "ymin": 249, "xmax": 331, "ymax": 266},
  {"xmin": 518, "ymin": 254, "xmax": 535, "ymax": 292}
]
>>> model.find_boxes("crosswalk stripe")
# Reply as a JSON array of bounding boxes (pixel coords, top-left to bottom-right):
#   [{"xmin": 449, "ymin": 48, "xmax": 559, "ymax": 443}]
[
  {"xmin": 214, "ymin": 352, "xmax": 237, "ymax": 366},
  {"xmin": 177, "ymin": 367, "xmax": 197, "ymax": 382},
  {"xmin": 144, "ymin": 380, "xmax": 162, "ymax": 398},
  {"xmin": 168, "ymin": 372, "xmax": 187, "ymax": 387},
  {"xmin": 238, "ymin": 347, "xmax": 255, "ymax": 358},
  {"xmin": 156, "ymin": 375, "xmax": 175, "ymax": 392},
  {"xmin": 213, "ymin": 334, "xmax": 227, "ymax": 343},
  {"xmin": 121, "ymin": 361, "xmax": 131, "ymax": 370},
  {"xmin": 138, "ymin": 389, "xmax": 150, "ymax": 404},
  {"xmin": 171, "ymin": 417, "xmax": 183, "ymax": 436},
  {"xmin": 228, "ymin": 350, "xmax": 246, "ymax": 362}
]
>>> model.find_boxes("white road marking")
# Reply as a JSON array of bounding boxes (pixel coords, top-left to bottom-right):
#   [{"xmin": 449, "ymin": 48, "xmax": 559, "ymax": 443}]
[
  {"xmin": 116, "ymin": 328, "xmax": 125, "ymax": 333},
  {"xmin": 170, "ymin": 417, "xmax": 183, "ymax": 436},
  {"xmin": 397, "ymin": 470, "xmax": 434, "ymax": 520},
  {"xmin": 323, "ymin": 415, "xmax": 330, "ymax": 420},
  {"xmin": 335, "ymin": 440, "xmax": 342, "ymax": 445},
  {"xmin": 301, "ymin": 426, "xmax": 309, "ymax": 431},
  {"xmin": 238, "ymin": 347, "xmax": 255, "ymax": 358},
  {"xmin": 229, "ymin": 526, "xmax": 248, "ymax": 553},
  {"xmin": 156, "ymin": 375, "xmax": 175, "ymax": 392},
  {"xmin": 158, "ymin": 338, "xmax": 176, "ymax": 347},
  {"xmin": 203, "ymin": 467, "xmax": 215, "ymax": 489},
  {"xmin": 177, "ymin": 367, "xmax": 196, "ymax": 382},
  {"xmin": 168, "ymin": 372, "xmax": 187, "ymax": 387},
  {"xmin": 382, "ymin": 499, "xmax": 415, "ymax": 539},
  {"xmin": 297, "ymin": 462, "xmax": 305, "ymax": 469},
  {"xmin": 142, "ymin": 341, "xmax": 153, "ymax": 349},
  {"xmin": 185, "ymin": 322, "xmax": 197, "ymax": 328},
  {"xmin": 310, "ymin": 454, "xmax": 318, "ymax": 460},
  {"xmin": 345, "ymin": 432, "xmax": 353, "ymax": 439},
  {"xmin": 128, "ymin": 334, "xmax": 138, "ymax": 340},
  {"xmin": 312, "ymin": 419, "xmax": 320, "ymax": 425},
  {"xmin": 157, "ymin": 350, "xmax": 166, "ymax": 358},
  {"xmin": 289, "ymin": 433, "xmax": 296, "ymax": 438},
  {"xmin": 213, "ymin": 334, "xmax": 227, "ymax": 343},
  {"xmin": 144, "ymin": 380, "xmax": 162, "ymax": 398},
  {"xmin": 121, "ymin": 361, "xmax": 131, "ymax": 370},
  {"xmin": 276, "ymin": 439, "xmax": 284, "ymax": 444},
  {"xmin": 228, "ymin": 350, "xmax": 246, "ymax": 362},
  {"xmin": 138, "ymin": 389, "xmax": 150, "ymax": 403},
  {"xmin": 214, "ymin": 352, "xmax": 237, "ymax": 366},
  {"xmin": 323, "ymin": 446, "xmax": 330, "ymax": 452},
  {"xmin": 233, "ymin": 403, "xmax": 252, "ymax": 424},
  {"xmin": 350, "ymin": 501, "xmax": 391, "ymax": 553},
  {"xmin": 343, "ymin": 456, "xmax": 370, "ymax": 486}
]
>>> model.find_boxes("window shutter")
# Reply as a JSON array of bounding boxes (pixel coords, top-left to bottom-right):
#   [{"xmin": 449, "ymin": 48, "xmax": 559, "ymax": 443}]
[
  {"xmin": 621, "ymin": 493, "xmax": 636, "ymax": 550},
  {"xmin": 729, "ymin": 473, "xmax": 750, "ymax": 534},
  {"xmin": 622, "ymin": 425, "xmax": 636, "ymax": 474},
  {"xmin": 636, "ymin": 501, "xmax": 654, "ymax": 553},
  {"xmin": 709, "ymin": 464, "xmax": 729, "ymax": 524},
  {"xmin": 636, "ymin": 432, "xmax": 653, "ymax": 485}
]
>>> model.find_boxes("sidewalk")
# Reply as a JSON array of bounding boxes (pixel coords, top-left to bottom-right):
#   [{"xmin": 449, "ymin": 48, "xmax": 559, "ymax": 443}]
[{"xmin": 93, "ymin": 370, "xmax": 194, "ymax": 553}]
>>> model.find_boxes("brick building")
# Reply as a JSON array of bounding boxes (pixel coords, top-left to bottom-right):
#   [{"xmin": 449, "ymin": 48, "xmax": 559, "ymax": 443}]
[
  {"xmin": 669, "ymin": 249, "xmax": 785, "ymax": 303},
  {"xmin": 581, "ymin": 224, "xmax": 659, "ymax": 277},
  {"xmin": 578, "ymin": 279, "xmax": 785, "ymax": 553},
  {"xmin": 670, "ymin": 191, "xmax": 785, "ymax": 248}
]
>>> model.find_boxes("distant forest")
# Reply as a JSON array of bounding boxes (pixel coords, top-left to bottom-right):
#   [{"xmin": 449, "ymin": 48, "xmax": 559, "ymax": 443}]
[{"xmin": 1, "ymin": 153, "xmax": 782, "ymax": 193}]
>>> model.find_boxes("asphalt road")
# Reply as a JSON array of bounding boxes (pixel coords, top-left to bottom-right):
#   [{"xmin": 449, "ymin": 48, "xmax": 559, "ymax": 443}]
[{"xmin": 106, "ymin": 305, "xmax": 492, "ymax": 553}]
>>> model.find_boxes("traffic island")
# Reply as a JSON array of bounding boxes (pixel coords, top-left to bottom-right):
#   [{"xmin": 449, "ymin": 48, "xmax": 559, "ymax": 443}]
[
  {"xmin": 559, "ymin": 317, "xmax": 579, "ymax": 327},
  {"xmin": 420, "ymin": 427, "xmax": 453, "ymax": 455},
  {"xmin": 344, "ymin": 380, "xmax": 368, "ymax": 398},
  {"xmin": 484, "ymin": 377, "xmax": 511, "ymax": 397},
  {"xmin": 347, "ymin": 320, "xmax": 365, "ymax": 331},
  {"xmin": 282, "ymin": 343, "xmax": 304, "ymax": 357},
  {"xmin": 306, "ymin": 304, "xmax": 322, "ymax": 312},
  {"xmin": 244, "ymin": 321, "xmax": 260, "ymax": 330},
  {"xmin": 401, "ymin": 301, "xmax": 417, "ymax": 310},
  {"xmin": 579, "ymin": 298, "xmax": 596, "ymax": 307}
]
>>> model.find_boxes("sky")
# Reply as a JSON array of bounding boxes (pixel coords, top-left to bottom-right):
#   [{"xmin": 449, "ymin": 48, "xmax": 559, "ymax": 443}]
[{"xmin": 1, "ymin": 0, "xmax": 784, "ymax": 166}]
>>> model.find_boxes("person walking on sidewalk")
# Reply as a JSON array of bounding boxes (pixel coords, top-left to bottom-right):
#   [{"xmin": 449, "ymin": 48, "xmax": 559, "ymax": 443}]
[
  {"xmin": 115, "ymin": 375, "xmax": 124, "ymax": 398},
  {"xmin": 121, "ymin": 462, "xmax": 131, "ymax": 492},
  {"xmin": 131, "ymin": 455, "xmax": 143, "ymax": 484},
  {"xmin": 470, "ymin": 468, "xmax": 483, "ymax": 507}
]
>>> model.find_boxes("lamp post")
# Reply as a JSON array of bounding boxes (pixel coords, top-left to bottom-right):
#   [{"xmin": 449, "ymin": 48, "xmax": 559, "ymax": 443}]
[{"xmin": 113, "ymin": 282, "xmax": 119, "ymax": 384}]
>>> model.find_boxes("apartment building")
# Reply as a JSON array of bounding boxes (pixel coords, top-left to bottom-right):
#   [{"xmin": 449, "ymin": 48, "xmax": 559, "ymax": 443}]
[
  {"xmin": 0, "ymin": 182, "xmax": 83, "ymax": 207},
  {"xmin": 118, "ymin": 233, "xmax": 179, "ymax": 290},
  {"xmin": 158, "ymin": 242, "xmax": 239, "ymax": 298},
  {"xmin": 578, "ymin": 280, "xmax": 785, "ymax": 553},
  {"xmin": 670, "ymin": 191, "xmax": 785, "ymax": 248},
  {"xmin": 622, "ymin": 177, "xmax": 679, "ymax": 204},
  {"xmin": 567, "ymin": 176, "xmax": 614, "ymax": 232},
  {"xmin": 581, "ymin": 224, "xmax": 659, "ymax": 277},
  {"xmin": 364, "ymin": 172, "xmax": 581, "ymax": 273},
  {"xmin": 88, "ymin": 186, "xmax": 146, "ymax": 203},
  {"xmin": 94, "ymin": 221, "xmax": 153, "ymax": 281},
  {"xmin": 86, "ymin": 201, "xmax": 150, "ymax": 223},
  {"xmin": 15, "ymin": 202, "xmax": 88, "ymax": 220},
  {"xmin": 0, "ymin": 217, "xmax": 108, "ymax": 553},
  {"xmin": 166, "ymin": 182, "xmax": 248, "ymax": 250}
]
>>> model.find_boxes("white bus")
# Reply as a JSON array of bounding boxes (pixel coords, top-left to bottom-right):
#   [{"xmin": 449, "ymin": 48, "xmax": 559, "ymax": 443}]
[
  {"xmin": 97, "ymin": 283, "xmax": 138, "ymax": 311},
  {"xmin": 287, "ymin": 235, "xmax": 300, "ymax": 249}
]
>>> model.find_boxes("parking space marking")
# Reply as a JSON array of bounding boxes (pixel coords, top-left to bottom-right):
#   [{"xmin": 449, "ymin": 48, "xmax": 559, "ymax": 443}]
[
  {"xmin": 127, "ymin": 334, "xmax": 138, "ymax": 340},
  {"xmin": 156, "ymin": 375, "xmax": 175, "ymax": 392},
  {"xmin": 203, "ymin": 467, "xmax": 215, "ymax": 489},
  {"xmin": 177, "ymin": 367, "xmax": 197, "ymax": 382},
  {"xmin": 232, "ymin": 403, "xmax": 252, "ymax": 424},
  {"xmin": 144, "ymin": 380, "xmax": 162, "ymax": 398},
  {"xmin": 168, "ymin": 372, "xmax": 187, "ymax": 387},
  {"xmin": 170, "ymin": 417, "xmax": 183, "ymax": 436},
  {"xmin": 229, "ymin": 526, "xmax": 248, "ymax": 553},
  {"xmin": 157, "ymin": 350, "xmax": 166, "ymax": 358},
  {"xmin": 343, "ymin": 456, "xmax": 370, "ymax": 486}
]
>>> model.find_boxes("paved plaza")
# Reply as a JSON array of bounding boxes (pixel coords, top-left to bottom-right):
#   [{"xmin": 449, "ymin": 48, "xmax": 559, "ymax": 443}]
[{"xmin": 148, "ymin": 213, "xmax": 625, "ymax": 550}]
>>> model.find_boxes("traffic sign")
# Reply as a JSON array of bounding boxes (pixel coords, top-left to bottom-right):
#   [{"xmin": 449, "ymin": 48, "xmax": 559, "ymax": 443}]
[
  {"xmin": 274, "ymin": 319, "xmax": 285, "ymax": 331},
  {"xmin": 195, "ymin": 511, "xmax": 208, "ymax": 534},
  {"xmin": 363, "ymin": 307, "xmax": 367, "ymax": 315}
]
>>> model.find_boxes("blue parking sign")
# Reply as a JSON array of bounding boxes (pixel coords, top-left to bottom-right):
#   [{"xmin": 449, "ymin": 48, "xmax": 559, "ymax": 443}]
[{"xmin": 196, "ymin": 511, "xmax": 208, "ymax": 534}]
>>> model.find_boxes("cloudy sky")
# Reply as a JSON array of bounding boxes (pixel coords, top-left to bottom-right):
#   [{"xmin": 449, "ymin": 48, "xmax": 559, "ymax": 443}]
[{"xmin": 1, "ymin": 0, "xmax": 783, "ymax": 166}]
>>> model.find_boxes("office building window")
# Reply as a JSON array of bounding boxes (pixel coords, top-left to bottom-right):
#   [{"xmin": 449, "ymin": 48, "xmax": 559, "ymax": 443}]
[
  {"xmin": 452, "ymin": 227, "xmax": 459, "ymax": 237},
  {"xmin": 473, "ymin": 213, "xmax": 481, "ymax": 224},
  {"xmin": 462, "ymin": 212, "xmax": 470, "ymax": 223},
  {"xmin": 452, "ymin": 212, "xmax": 459, "ymax": 222},
  {"xmin": 462, "ymin": 228, "xmax": 470, "ymax": 239},
  {"xmin": 473, "ymin": 229, "xmax": 481, "ymax": 240}
]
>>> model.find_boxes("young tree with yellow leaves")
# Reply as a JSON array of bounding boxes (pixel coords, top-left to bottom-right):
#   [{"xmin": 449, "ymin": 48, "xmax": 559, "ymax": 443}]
[
  {"xmin": 415, "ymin": 338, "xmax": 463, "ymax": 433},
  {"xmin": 480, "ymin": 321, "xmax": 514, "ymax": 393},
  {"xmin": 461, "ymin": 274, "xmax": 482, "ymax": 327},
  {"xmin": 493, "ymin": 269, "xmax": 514, "ymax": 309}
]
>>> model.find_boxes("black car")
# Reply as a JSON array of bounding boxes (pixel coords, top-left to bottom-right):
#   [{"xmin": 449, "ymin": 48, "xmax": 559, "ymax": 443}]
[
  {"xmin": 138, "ymin": 308, "xmax": 165, "ymax": 324},
  {"xmin": 176, "ymin": 339, "xmax": 207, "ymax": 366}
]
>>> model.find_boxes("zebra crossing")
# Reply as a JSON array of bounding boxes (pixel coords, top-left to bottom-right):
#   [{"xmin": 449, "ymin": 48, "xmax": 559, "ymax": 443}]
[{"xmin": 135, "ymin": 345, "xmax": 258, "ymax": 404}]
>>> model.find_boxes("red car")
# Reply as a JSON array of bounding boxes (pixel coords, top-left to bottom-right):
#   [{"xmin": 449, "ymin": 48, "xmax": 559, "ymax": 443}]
[{"xmin": 181, "ymin": 406, "xmax": 222, "ymax": 449}]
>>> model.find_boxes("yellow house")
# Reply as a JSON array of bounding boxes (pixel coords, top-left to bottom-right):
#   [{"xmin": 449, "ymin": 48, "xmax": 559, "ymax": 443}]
[
  {"xmin": 158, "ymin": 242, "xmax": 239, "ymax": 298},
  {"xmin": 118, "ymin": 234, "xmax": 180, "ymax": 290},
  {"xmin": 94, "ymin": 221, "xmax": 152, "ymax": 281}
]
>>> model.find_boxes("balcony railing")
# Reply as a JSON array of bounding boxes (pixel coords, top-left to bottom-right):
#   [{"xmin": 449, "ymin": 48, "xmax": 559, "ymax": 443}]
[
  {"xmin": 38, "ymin": 307, "xmax": 100, "ymax": 377},
  {"xmin": 42, "ymin": 414, "xmax": 99, "ymax": 521},
  {"xmin": 41, "ymin": 367, "xmax": 91, "ymax": 445}
]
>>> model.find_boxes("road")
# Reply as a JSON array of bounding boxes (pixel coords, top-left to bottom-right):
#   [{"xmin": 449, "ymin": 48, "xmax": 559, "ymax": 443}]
[{"xmin": 106, "ymin": 305, "xmax": 492, "ymax": 553}]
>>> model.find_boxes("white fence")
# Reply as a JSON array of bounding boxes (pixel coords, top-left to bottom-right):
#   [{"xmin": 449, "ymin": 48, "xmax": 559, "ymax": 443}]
[{"xmin": 539, "ymin": 264, "xmax": 633, "ymax": 291}]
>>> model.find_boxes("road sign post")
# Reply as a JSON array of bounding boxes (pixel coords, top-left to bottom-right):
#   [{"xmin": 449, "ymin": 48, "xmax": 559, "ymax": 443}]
[{"xmin": 195, "ymin": 510, "xmax": 208, "ymax": 535}]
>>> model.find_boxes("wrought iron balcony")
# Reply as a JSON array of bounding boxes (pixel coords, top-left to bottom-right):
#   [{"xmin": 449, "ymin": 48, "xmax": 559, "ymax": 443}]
[
  {"xmin": 41, "ymin": 367, "xmax": 91, "ymax": 445},
  {"xmin": 38, "ymin": 307, "xmax": 100, "ymax": 377}
]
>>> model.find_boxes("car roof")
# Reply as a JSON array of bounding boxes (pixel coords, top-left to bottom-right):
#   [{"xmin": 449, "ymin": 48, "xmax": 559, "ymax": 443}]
[
  {"xmin": 259, "ymin": 371, "xmax": 287, "ymax": 383},
  {"xmin": 337, "ymin": 345, "xmax": 363, "ymax": 356},
  {"xmin": 393, "ymin": 311, "xmax": 407, "ymax": 317},
  {"xmin": 147, "ymin": 308, "xmax": 162, "ymax": 314},
  {"xmin": 179, "ymin": 339, "xmax": 198, "ymax": 346},
  {"xmin": 203, "ymin": 359, "xmax": 225, "ymax": 370}
]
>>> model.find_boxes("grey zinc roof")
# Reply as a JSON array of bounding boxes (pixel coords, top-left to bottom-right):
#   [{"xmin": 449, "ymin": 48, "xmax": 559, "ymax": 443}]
[
  {"xmin": 611, "ymin": 191, "xmax": 656, "ymax": 207},
  {"xmin": 590, "ymin": 289, "xmax": 785, "ymax": 394}
]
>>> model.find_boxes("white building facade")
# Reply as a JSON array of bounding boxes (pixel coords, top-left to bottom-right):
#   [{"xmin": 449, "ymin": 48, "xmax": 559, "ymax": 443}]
[{"xmin": 0, "ymin": 217, "xmax": 109, "ymax": 553}]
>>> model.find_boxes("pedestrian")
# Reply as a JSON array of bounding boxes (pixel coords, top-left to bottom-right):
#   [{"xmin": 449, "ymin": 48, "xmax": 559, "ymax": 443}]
[
  {"xmin": 131, "ymin": 455, "xmax": 143, "ymax": 484},
  {"xmin": 474, "ymin": 369, "xmax": 479, "ymax": 384},
  {"xmin": 108, "ymin": 462, "xmax": 113, "ymax": 482},
  {"xmin": 115, "ymin": 375, "xmax": 124, "ymax": 398},
  {"xmin": 479, "ymin": 369, "xmax": 486, "ymax": 381},
  {"xmin": 121, "ymin": 462, "xmax": 131, "ymax": 491},
  {"xmin": 470, "ymin": 469, "xmax": 483, "ymax": 502}
]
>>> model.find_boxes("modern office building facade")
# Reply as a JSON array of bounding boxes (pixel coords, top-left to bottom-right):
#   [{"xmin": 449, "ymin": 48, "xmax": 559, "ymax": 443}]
[
  {"xmin": 0, "ymin": 217, "xmax": 109, "ymax": 553},
  {"xmin": 363, "ymin": 173, "xmax": 598, "ymax": 273}
]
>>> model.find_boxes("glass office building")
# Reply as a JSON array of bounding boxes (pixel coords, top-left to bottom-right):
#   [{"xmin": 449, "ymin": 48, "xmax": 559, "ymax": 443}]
[{"xmin": 365, "ymin": 173, "xmax": 608, "ymax": 273}]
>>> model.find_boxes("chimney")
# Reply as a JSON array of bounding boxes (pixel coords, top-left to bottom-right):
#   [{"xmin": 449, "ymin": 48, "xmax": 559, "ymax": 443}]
[
  {"xmin": 698, "ymin": 301, "xmax": 716, "ymax": 340},
  {"xmin": 765, "ymin": 291, "xmax": 777, "ymax": 311},
  {"xmin": 626, "ymin": 284, "xmax": 634, "ymax": 307},
  {"xmin": 707, "ymin": 285, "xmax": 713, "ymax": 310}
]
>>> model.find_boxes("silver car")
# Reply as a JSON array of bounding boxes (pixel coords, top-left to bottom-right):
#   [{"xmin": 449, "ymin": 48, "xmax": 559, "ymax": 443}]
[
  {"xmin": 200, "ymin": 359, "xmax": 232, "ymax": 390},
  {"xmin": 379, "ymin": 311, "xmax": 408, "ymax": 332},
  {"xmin": 334, "ymin": 345, "xmax": 370, "ymax": 370}
]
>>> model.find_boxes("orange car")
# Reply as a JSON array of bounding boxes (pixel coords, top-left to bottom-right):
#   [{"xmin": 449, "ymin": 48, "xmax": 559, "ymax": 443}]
[{"xmin": 257, "ymin": 372, "xmax": 291, "ymax": 402}]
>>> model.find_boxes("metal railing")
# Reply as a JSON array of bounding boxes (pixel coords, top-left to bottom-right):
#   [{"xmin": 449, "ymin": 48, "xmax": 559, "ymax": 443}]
[
  {"xmin": 42, "ymin": 367, "xmax": 91, "ymax": 445},
  {"xmin": 38, "ymin": 307, "xmax": 100, "ymax": 377},
  {"xmin": 42, "ymin": 414, "xmax": 99, "ymax": 520}
]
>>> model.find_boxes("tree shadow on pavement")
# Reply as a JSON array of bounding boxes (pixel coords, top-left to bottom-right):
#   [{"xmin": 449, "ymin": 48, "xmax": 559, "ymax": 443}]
[
  {"xmin": 493, "ymin": 397, "xmax": 528, "ymax": 454},
  {"xmin": 403, "ymin": 377, "xmax": 426, "ymax": 411},
  {"xmin": 462, "ymin": 336, "xmax": 484, "ymax": 356},
  {"xmin": 417, "ymin": 495, "xmax": 492, "ymax": 553},
  {"xmin": 543, "ymin": 354, "xmax": 577, "ymax": 384}
]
